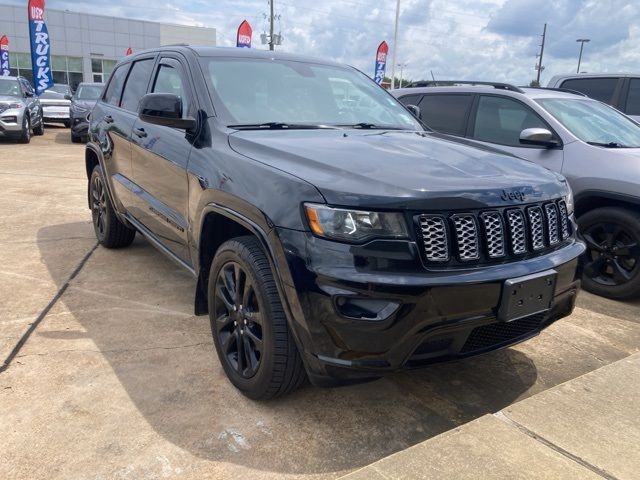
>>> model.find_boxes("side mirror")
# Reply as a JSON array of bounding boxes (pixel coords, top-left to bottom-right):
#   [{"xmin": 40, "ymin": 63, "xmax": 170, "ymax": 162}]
[
  {"xmin": 406, "ymin": 104, "xmax": 421, "ymax": 119},
  {"xmin": 24, "ymin": 91, "xmax": 34, "ymax": 98},
  {"xmin": 520, "ymin": 128, "xmax": 559, "ymax": 148},
  {"xmin": 138, "ymin": 93, "xmax": 196, "ymax": 130},
  {"xmin": 65, "ymin": 94, "xmax": 72, "ymax": 100}
]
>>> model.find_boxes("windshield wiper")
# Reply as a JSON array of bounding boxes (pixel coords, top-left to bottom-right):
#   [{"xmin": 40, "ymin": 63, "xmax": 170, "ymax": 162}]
[
  {"xmin": 336, "ymin": 122, "xmax": 409, "ymax": 130},
  {"xmin": 227, "ymin": 122, "xmax": 336, "ymax": 130},
  {"xmin": 586, "ymin": 141, "xmax": 629, "ymax": 148}
]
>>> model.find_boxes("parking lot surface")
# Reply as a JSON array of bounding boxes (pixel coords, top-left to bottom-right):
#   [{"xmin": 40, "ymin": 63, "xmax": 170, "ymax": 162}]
[{"xmin": 1, "ymin": 129, "xmax": 639, "ymax": 479}]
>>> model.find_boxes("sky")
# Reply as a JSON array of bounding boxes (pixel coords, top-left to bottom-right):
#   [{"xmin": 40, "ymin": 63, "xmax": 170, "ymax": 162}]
[{"xmin": 4, "ymin": 0, "xmax": 640, "ymax": 85}]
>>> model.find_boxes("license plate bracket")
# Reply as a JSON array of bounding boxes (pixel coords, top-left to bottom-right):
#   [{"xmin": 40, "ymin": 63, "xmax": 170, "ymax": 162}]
[{"xmin": 498, "ymin": 270, "xmax": 557, "ymax": 323}]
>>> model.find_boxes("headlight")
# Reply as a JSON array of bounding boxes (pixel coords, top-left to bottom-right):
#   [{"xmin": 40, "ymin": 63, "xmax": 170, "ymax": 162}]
[
  {"xmin": 71, "ymin": 104, "xmax": 89, "ymax": 114},
  {"xmin": 2, "ymin": 103, "xmax": 22, "ymax": 110},
  {"xmin": 304, "ymin": 203, "xmax": 409, "ymax": 243},
  {"xmin": 564, "ymin": 184, "xmax": 574, "ymax": 215}
]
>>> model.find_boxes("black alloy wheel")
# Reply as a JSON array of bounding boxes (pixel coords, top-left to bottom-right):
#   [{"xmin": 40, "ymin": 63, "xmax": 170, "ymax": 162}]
[
  {"xmin": 91, "ymin": 173, "xmax": 107, "ymax": 242},
  {"xmin": 579, "ymin": 207, "xmax": 640, "ymax": 299},
  {"xmin": 214, "ymin": 261, "xmax": 264, "ymax": 379}
]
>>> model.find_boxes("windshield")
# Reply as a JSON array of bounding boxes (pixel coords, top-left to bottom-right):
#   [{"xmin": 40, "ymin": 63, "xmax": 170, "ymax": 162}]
[
  {"xmin": 48, "ymin": 84, "xmax": 70, "ymax": 95},
  {"xmin": 0, "ymin": 78, "xmax": 21, "ymax": 97},
  {"xmin": 201, "ymin": 57, "xmax": 421, "ymax": 130},
  {"xmin": 537, "ymin": 98, "xmax": 640, "ymax": 148},
  {"xmin": 76, "ymin": 84, "xmax": 103, "ymax": 100}
]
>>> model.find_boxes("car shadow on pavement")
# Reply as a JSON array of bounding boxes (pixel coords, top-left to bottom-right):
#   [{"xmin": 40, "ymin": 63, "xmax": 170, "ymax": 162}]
[{"xmin": 37, "ymin": 221, "xmax": 540, "ymax": 476}]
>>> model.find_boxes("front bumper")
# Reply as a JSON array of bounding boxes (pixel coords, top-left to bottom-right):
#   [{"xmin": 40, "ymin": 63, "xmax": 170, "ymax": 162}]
[
  {"xmin": 0, "ymin": 108, "xmax": 25, "ymax": 135},
  {"xmin": 43, "ymin": 106, "xmax": 70, "ymax": 123},
  {"xmin": 71, "ymin": 113, "xmax": 90, "ymax": 136},
  {"xmin": 275, "ymin": 228, "xmax": 585, "ymax": 386}
]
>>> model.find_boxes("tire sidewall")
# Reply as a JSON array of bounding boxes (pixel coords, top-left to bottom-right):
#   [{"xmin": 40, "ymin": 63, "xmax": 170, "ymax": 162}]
[
  {"xmin": 208, "ymin": 242, "xmax": 277, "ymax": 396},
  {"xmin": 579, "ymin": 207, "xmax": 640, "ymax": 299},
  {"xmin": 90, "ymin": 166, "xmax": 110, "ymax": 244}
]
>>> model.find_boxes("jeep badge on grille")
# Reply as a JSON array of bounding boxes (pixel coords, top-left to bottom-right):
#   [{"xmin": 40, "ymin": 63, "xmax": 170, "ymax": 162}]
[{"xmin": 501, "ymin": 189, "xmax": 526, "ymax": 202}]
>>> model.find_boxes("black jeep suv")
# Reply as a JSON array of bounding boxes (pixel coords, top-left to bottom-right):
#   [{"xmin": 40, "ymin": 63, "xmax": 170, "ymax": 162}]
[{"xmin": 86, "ymin": 46, "xmax": 585, "ymax": 399}]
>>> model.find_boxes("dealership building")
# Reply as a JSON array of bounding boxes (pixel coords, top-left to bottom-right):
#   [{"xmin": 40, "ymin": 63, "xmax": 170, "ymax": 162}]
[{"xmin": 0, "ymin": 3, "xmax": 216, "ymax": 89}]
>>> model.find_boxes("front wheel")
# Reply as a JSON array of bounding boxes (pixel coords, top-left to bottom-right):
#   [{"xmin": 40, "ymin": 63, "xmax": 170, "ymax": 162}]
[
  {"xmin": 18, "ymin": 116, "xmax": 31, "ymax": 144},
  {"xmin": 89, "ymin": 165, "xmax": 136, "ymax": 248},
  {"xmin": 33, "ymin": 112, "xmax": 44, "ymax": 136},
  {"xmin": 208, "ymin": 236, "xmax": 306, "ymax": 399},
  {"xmin": 579, "ymin": 207, "xmax": 640, "ymax": 299}
]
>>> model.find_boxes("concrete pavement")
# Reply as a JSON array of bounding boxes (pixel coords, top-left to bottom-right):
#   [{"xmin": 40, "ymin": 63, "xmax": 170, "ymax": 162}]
[{"xmin": 1, "ymin": 128, "xmax": 639, "ymax": 479}]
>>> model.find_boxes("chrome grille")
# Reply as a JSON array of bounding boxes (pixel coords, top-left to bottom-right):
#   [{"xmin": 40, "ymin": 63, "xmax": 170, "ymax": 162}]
[
  {"xmin": 418, "ymin": 199, "xmax": 570, "ymax": 265},
  {"xmin": 527, "ymin": 206, "xmax": 545, "ymax": 251},
  {"xmin": 544, "ymin": 203, "xmax": 560, "ymax": 245},
  {"xmin": 481, "ymin": 212, "xmax": 505, "ymax": 258},
  {"xmin": 558, "ymin": 200, "xmax": 570, "ymax": 240},
  {"xmin": 452, "ymin": 214, "xmax": 480, "ymax": 261},
  {"xmin": 419, "ymin": 216, "xmax": 449, "ymax": 261},
  {"xmin": 507, "ymin": 209, "xmax": 527, "ymax": 255}
]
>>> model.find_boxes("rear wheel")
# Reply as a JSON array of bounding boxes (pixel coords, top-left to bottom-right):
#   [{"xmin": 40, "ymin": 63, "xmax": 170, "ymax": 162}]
[
  {"xmin": 579, "ymin": 207, "xmax": 640, "ymax": 299},
  {"xmin": 89, "ymin": 165, "xmax": 136, "ymax": 248},
  {"xmin": 18, "ymin": 116, "xmax": 31, "ymax": 144},
  {"xmin": 208, "ymin": 236, "xmax": 306, "ymax": 399}
]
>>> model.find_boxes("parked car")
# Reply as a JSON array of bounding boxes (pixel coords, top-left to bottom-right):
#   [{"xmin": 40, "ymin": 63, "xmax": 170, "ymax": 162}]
[
  {"xmin": 70, "ymin": 82, "xmax": 104, "ymax": 143},
  {"xmin": 40, "ymin": 88, "xmax": 71, "ymax": 127},
  {"xmin": 547, "ymin": 73, "xmax": 640, "ymax": 122},
  {"xmin": 47, "ymin": 83, "xmax": 72, "ymax": 97},
  {"xmin": 86, "ymin": 47, "xmax": 584, "ymax": 399},
  {"xmin": 0, "ymin": 75, "xmax": 44, "ymax": 143},
  {"xmin": 393, "ymin": 82, "xmax": 640, "ymax": 299}
]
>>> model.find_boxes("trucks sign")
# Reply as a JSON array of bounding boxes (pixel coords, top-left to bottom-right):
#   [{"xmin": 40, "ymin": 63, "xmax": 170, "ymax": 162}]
[{"xmin": 28, "ymin": 0, "xmax": 53, "ymax": 95}]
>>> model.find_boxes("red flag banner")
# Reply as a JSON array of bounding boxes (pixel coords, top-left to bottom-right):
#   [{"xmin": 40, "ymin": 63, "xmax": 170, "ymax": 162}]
[{"xmin": 237, "ymin": 20, "xmax": 252, "ymax": 48}]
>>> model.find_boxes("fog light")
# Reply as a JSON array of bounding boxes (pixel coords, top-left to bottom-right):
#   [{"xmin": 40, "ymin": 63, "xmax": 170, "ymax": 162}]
[{"xmin": 335, "ymin": 297, "xmax": 399, "ymax": 321}]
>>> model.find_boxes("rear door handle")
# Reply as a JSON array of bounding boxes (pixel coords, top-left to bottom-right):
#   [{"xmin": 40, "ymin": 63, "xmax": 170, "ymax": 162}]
[
  {"xmin": 104, "ymin": 115, "xmax": 114, "ymax": 124},
  {"xmin": 133, "ymin": 128, "xmax": 147, "ymax": 138}
]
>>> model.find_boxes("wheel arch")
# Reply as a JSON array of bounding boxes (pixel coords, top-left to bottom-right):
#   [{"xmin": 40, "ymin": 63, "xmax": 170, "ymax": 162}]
[{"xmin": 575, "ymin": 190, "xmax": 640, "ymax": 218}]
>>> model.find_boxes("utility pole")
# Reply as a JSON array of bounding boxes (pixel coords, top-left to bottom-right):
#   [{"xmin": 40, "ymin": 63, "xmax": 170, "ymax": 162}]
[
  {"xmin": 576, "ymin": 38, "xmax": 590, "ymax": 73},
  {"xmin": 397, "ymin": 63, "xmax": 407, "ymax": 88},
  {"xmin": 390, "ymin": 0, "xmax": 400, "ymax": 89},
  {"xmin": 535, "ymin": 23, "xmax": 547, "ymax": 85},
  {"xmin": 269, "ymin": 0, "xmax": 275, "ymax": 51}
]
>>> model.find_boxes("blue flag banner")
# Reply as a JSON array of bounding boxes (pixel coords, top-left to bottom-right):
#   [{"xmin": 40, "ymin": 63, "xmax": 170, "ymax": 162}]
[
  {"xmin": 28, "ymin": 0, "xmax": 53, "ymax": 95},
  {"xmin": 374, "ymin": 41, "xmax": 388, "ymax": 85},
  {"xmin": 0, "ymin": 36, "xmax": 10, "ymax": 76}
]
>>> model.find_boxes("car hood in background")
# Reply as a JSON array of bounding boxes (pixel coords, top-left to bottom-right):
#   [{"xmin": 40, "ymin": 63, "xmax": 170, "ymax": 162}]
[
  {"xmin": 228, "ymin": 129, "xmax": 568, "ymax": 209},
  {"xmin": 0, "ymin": 95, "xmax": 23, "ymax": 105}
]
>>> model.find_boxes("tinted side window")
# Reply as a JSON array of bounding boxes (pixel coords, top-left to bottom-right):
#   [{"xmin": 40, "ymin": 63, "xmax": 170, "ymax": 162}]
[
  {"xmin": 152, "ymin": 63, "xmax": 187, "ymax": 116},
  {"xmin": 625, "ymin": 78, "xmax": 640, "ymax": 116},
  {"xmin": 417, "ymin": 94, "xmax": 473, "ymax": 135},
  {"xmin": 397, "ymin": 94, "xmax": 422, "ymax": 106},
  {"xmin": 120, "ymin": 59, "xmax": 155, "ymax": 112},
  {"xmin": 103, "ymin": 64, "xmax": 129, "ymax": 107},
  {"xmin": 472, "ymin": 96, "xmax": 548, "ymax": 147},
  {"xmin": 560, "ymin": 78, "xmax": 618, "ymax": 104}
]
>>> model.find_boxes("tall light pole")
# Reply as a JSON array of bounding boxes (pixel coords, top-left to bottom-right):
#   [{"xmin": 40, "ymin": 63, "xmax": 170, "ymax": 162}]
[
  {"xmin": 576, "ymin": 38, "xmax": 590, "ymax": 74},
  {"xmin": 535, "ymin": 23, "xmax": 547, "ymax": 86},
  {"xmin": 390, "ymin": 0, "xmax": 400, "ymax": 89},
  {"xmin": 269, "ymin": 0, "xmax": 275, "ymax": 51},
  {"xmin": 397, "ymin": 63, "xmax": 407, "ymax": 88}
]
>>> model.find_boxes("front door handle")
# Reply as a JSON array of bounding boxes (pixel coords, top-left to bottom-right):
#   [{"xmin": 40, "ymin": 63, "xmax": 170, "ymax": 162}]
[
  {"xmin": 133, "ymin": 127, "xmax": 147, "ymax": 138},
  {"xmin": 104, "ymin": 115, "xmax": 114, "ymax": 124}
]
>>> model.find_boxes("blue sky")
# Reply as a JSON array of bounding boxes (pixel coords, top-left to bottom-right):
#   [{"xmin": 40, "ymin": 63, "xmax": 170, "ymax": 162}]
[{"xmin": 4, "ymin": 0, "xmax": 640, "ymax": 84}]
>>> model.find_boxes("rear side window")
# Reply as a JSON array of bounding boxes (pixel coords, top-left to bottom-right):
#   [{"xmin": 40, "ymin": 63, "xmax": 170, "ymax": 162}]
[
  {"xmin": 472, "ymin": 95, "xmax": 548, "ymax": 147},
  {"xmin": 417, "ymin": 94, "xmax": 473, "ymax": 135},
  {"xmin": 152, "ymin": 63, "xmax": 187, "ymax": 116},
  {"xmin": 103, "ymin": 64, "xmax": 129, "ymax": 107},
  {"xmin": 625, "ymin": 78, "xmax": 640, "ymax": 116},
  {"xmin": 120, "ymin": 59, "xmax": 155, "ymax": 112},
  {"xmin": 560, "ymin": 78, "xmax": 618, "ymax": 105},
  {"xmin": 397, "ymin": 94, "xmax": 422, "ymax": 106}
]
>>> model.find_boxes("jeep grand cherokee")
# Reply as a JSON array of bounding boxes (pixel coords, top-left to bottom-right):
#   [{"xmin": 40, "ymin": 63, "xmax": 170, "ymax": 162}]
[{"xmin": 85, "ymin": 46, "xmax": 585, "ymax": 399}]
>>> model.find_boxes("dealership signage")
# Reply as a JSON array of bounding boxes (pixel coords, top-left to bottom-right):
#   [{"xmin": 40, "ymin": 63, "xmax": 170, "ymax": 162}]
[
  {"xmin": 374, "ymin": 41, "xmax": 388, "ymax": 85},
  {"xmin": 0, "ymin": 35, "xmax": 9, "ymax": 76},
  {"xmin": 28, "ymin": 0, "xmax": 53, "ymax": 95},
  {"xmin": 237, "ymin": 20, "xmax": 252, "ymax": 48}
]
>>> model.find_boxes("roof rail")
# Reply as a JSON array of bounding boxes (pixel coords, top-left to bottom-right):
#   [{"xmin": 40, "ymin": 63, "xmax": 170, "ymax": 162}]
[
  {"xmin": 405, "ymin": 80, "xmax": 524, "ymax": 93},
  {"xmin": 521, "ymin": 86, "xmax": 588, "ymax": 97}
]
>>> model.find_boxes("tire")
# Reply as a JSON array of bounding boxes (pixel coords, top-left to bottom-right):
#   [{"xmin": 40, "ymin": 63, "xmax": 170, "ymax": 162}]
[
  {"xmin": 208, "ymin": 236, "xmax": 306, "ymax": 399},
  {"xmin": 578, "ymin": 207, "xmax": 640, "ymax": 299},
  {"xmin": 33, "ymin": 113, "xmax": 44, "ymax": 136},
  {"xmin": 18, "ymin": 116, "xmax": 31, "ymax": 144},
  {"xmin": 64, "ymin": 120, "xmax": 71, "ymax": 128},
  {"xmin": 71, "ymin": 133, "xmax": 82, "ymax": 143},
  {"xmin": 89, "ymin": 165, "xmax": 136, "ymax": 248}
]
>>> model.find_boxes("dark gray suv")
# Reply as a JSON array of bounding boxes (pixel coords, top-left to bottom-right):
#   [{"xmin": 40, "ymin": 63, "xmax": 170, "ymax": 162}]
[{"xmin": 85, "ymin": 47, "xmax": 583, "ymax": 399}]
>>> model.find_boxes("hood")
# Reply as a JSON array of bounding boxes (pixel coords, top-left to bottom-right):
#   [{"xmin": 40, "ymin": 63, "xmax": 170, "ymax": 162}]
[
  {"xmin": 39, "ymin": 97, "xmax": 70, "ymax": 106},
  {"xmin": 228, "ymin": 129, "xmax": 568, "ymax": 210},
  {"xmin": 72, "ymin": 99, "xmax": 98, "ymax": 110},
  {"xmin": 0, "ymin": 95, "xmax": 23, "ymax": 105}
]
